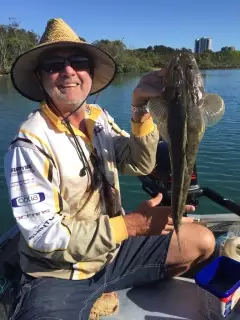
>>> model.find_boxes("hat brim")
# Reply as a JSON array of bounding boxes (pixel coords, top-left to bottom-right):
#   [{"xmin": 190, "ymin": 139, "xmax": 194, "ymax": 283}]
[{"xmin": 11, "ymin": 41, "xmax": 117, "ymax": 102}]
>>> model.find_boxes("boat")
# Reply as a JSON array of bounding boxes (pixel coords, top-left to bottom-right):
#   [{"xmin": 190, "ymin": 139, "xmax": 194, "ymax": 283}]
[{"xmin": 1, "ymin": 141, "xmax": 240, "ymax": 319}]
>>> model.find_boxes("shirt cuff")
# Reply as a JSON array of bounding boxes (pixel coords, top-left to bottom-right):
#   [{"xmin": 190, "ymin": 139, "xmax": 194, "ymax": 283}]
[
  {"xmin": 131, "ymin": 116, "xmax": 155, "ymax": 137},
  {"xmin": 109, "ymin": 216, "xmax": 129, "ymax": 243}
]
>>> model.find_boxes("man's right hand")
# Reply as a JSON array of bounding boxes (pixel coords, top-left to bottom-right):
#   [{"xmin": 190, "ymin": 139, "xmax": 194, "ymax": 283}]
[{"xmin": 123, "ymin": 193, "xmax": 195, "ymax": 237}]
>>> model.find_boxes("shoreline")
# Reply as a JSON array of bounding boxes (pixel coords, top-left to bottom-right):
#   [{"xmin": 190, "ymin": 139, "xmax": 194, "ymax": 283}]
[{"xmin": 1, "ymin": 66, "xmax": 240, "ymax": 77}]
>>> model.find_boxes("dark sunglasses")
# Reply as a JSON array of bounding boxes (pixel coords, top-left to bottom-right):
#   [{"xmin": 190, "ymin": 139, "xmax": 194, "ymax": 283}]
[{"xmin": 38, "ymin": 55, "xmax": 91, "ymax": 73}]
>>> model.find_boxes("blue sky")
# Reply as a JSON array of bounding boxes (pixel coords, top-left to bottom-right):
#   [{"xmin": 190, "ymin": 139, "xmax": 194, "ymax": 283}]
[{"xmin": 1, "ymin": 0, "xmax": 239, "ymax": 52}]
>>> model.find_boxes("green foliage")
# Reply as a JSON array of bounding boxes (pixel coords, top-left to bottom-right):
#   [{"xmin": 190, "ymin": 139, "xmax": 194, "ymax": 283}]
[
  {"xmin": 1, "ymin": 19, "xmax": 240, "ymax": 74},
  {"xmin": 93, "ymin": 39, "xmax": 240, "ymax": 72},
  {"xmin": 0, "ymin": 18, "xmax": 39, "ymax": 73}
]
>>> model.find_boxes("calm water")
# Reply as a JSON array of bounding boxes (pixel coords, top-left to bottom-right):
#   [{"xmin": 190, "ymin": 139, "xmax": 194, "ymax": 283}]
[{"xmin": 0, "ymin": 70, "xmax": 240, "ymax": 236}]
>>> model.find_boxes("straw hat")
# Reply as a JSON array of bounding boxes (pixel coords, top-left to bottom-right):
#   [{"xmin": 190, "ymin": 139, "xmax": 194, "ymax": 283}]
[{"xmin": 11, "ymin": 18, "xmax": 117, "ymax": 102}]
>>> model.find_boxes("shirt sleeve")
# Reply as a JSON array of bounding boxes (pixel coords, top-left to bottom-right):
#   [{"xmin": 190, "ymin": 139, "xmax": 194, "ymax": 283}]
[{"xmin": 103, "ymin": 109, "xmax": 159, "ymax": 176}]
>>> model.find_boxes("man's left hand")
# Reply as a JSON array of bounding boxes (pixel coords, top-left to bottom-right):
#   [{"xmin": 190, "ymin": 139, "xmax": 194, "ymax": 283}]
[{"xmin": 132, "ymin": 68, "xmax": 166, "ymax": 108}]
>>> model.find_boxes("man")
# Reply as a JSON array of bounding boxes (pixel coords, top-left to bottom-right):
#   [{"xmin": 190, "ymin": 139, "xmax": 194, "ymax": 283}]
[{"xmin": 4, "ymin": 18, "xmax": 215, "ymax": 320}]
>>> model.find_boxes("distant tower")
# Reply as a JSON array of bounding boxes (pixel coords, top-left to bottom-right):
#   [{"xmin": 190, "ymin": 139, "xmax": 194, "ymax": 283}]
[
  {"xmin": 195, "ymin": 39, "xmax": 200, "ymax": 53},
  {"xmin": 205, "ymin": 37, "xmax": 212, "ymax": 51},
  {"xmin": 195, "ymin": 37, "xmax": 212, "ymax": 53}
]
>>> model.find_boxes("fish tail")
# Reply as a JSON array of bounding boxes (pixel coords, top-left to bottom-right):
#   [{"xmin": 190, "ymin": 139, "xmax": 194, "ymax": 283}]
[
  {"xmin": 173, "ymin": 222, "xmax": 182, "ymax": 254},
  {"xmin": 176, "ymin": 230, "xmax": 182, "ymax": 254}
]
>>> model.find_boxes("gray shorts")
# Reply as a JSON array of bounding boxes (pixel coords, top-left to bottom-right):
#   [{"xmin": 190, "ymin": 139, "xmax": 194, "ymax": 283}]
[{"xmin": 10, "ymin": 233, "xmax": 173, "ymax": 320}]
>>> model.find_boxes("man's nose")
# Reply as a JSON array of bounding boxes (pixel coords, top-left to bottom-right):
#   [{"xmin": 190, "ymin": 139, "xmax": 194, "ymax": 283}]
[{"xmin": 61, "ymin": 61, "xmax": 76, "ymax": 76}]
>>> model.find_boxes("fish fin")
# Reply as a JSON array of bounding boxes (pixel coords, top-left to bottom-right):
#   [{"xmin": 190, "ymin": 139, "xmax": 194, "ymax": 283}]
[
  {"xmin": 158, "ymin": 121, "xmax": 169, "ymax": 143},
  {"xmin": 148, "ymin": 98, "xmax": 169, "ymax": 142},
  {"xmin": 202, "ymin": 93, "xmax": 225, "ymax": 127}
]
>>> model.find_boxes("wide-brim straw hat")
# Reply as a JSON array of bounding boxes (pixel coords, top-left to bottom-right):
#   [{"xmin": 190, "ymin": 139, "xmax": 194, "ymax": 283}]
[{"xmin": 11, "ymin": 18, "xmax": 117, "ymax": 102}]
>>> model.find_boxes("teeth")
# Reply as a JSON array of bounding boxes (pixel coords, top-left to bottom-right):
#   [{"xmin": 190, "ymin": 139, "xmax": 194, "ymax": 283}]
[{"xmin": 61, "ymin": 84, "xmax": 78, "ymax": 88}]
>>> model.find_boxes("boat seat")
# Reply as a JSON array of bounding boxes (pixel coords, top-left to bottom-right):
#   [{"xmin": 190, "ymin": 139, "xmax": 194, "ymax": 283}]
[{"xmin": 101, "ymin": 277, "xmax": 240, "ymax": 320}]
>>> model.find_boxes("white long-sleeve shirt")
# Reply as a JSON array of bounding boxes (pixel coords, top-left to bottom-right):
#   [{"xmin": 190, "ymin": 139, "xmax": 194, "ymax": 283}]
[{"xmin": 4, "ymin": 101, "xmax": 159, "ymax": 280}]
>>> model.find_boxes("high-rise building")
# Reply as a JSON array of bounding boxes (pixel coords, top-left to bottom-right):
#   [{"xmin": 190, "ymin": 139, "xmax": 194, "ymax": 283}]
[
  {"xmin": 194, "ymin": 40, "xmax": 199, "ymax": 54},
  {"xmin": 195, "ymin": 37, "xmax": 212, "ymax": 53}
]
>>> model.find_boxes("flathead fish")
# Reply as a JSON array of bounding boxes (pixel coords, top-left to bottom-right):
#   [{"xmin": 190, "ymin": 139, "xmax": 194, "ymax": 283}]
[{"xmin": 148, "ymin": 53, "xmax": 225, "ymax": 251}]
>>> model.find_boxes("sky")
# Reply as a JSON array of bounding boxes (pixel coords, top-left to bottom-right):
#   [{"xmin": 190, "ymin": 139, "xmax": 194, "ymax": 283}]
[{"xmin": 1, "ymin": 0, "xmax": 239, "ymax": 52}]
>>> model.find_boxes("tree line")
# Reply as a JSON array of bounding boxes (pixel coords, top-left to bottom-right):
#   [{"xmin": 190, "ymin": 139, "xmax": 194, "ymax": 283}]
[{"xmin": 1, "ymin": 19, "xmax": 240, "ymax": 74}]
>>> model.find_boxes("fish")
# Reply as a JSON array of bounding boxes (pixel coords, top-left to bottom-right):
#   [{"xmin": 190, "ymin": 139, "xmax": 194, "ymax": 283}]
[{"xmin": 148, "ymin": 53, "xmax": 225, "ymax": 251}]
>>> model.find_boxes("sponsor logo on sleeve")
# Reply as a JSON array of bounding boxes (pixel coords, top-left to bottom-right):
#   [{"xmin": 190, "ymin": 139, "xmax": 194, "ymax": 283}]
[
  {"xmin": 28, "ymin": 216, "xmax": 56, "ymax": 240},
  {"xmin": 10, "ymin": 178, "xmax": 41, "ymax": 190},
  {"xmin": 11, "ymin": 178, "xmax": 35, "ymax": 188},
  {"xmin": 16, "ymin": 209, "xmax": 50, "ymax": 220},
  {"xmin": 11, "ymin": 192, "xmax": 45, "ymax": 208},
  {"xmin": 11, "ymin": 164, "xmax": 35, "ymax": 176}
]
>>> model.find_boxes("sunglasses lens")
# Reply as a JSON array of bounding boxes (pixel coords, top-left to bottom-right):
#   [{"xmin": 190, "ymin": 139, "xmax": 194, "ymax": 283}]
[
  {"xmin": 69, "ymin": 56, "xmax": 90, "ymax": 71},
  {"xmin": 40, "ymin": 56, "xmax": 90, "ymax": 73},
  {"xmin": 43, "ymin": 61, "xmax": 65, "ymax": 73}
]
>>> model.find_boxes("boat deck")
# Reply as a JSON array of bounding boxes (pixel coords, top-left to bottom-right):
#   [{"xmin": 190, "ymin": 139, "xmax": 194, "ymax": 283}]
[
  {"xmin": 1, "ymin": 214, "xmax": 240, "ymax": 320},
  {"xmin": 101, "ymin": 277, "xmax": 240, "ymax": 320},
  {"xmin": 101, "ymin": 213, "xmax": 240, "ymax": 320}
]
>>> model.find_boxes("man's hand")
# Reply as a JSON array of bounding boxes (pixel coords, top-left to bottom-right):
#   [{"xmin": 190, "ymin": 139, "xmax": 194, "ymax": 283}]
[
  {"xmin": 131, "ymin": 69, "xmax": 167, "ymax": 108},
  {"xmin": 123, "ymin": 193, "xmax": 195, "ymax": 237}
]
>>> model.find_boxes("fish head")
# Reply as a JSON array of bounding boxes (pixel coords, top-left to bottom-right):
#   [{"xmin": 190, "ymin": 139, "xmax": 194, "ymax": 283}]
[
  {"xmin": 148, "ymin": 52, "xmax": 225, "ymax": 141},
  {"xmin": 162, "ymin": 53, "xmax": 204, "ymax": 109}
]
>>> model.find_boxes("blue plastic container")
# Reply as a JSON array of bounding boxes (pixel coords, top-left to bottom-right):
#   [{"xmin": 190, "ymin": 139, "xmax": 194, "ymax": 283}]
[{"xmin": 195, "ymin": 256, "xmax": 240, "ymax": 319}]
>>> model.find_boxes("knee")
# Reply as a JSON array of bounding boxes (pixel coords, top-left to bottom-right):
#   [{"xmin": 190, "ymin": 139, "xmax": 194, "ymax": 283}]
[{"xmin": 197, "ymin": 226, "xmax": 216, "ymax": 258}]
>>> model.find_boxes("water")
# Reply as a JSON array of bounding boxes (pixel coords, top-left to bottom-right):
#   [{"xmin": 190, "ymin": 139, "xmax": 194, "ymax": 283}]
[{"xmin": 0, "ymin": 70, "xmax": 240, "ymax": 236}]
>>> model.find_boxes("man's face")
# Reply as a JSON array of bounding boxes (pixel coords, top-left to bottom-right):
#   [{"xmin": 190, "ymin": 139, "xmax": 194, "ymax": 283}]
[{"xmin": 39, "ymin": 48, "xmax": 93, "ymax": 113}]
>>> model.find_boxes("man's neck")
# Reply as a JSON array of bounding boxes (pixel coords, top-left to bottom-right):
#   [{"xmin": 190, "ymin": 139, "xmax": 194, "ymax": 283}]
[{"xmin": 49, "ymin": 101, "xmax": 88, "ymax": 135}]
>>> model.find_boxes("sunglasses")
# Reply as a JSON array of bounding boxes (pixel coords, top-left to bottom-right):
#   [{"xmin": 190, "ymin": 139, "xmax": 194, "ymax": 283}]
[{"xmin": 38, "ymin": 55, "xmax": 92, "ymax": 73}]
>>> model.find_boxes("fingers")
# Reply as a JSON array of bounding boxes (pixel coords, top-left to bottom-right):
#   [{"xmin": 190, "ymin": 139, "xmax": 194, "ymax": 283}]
[
  {"xmin": 161, "ymin": 220, "xmax": 174, "ymax": 235},
  {"xmin": 155, "ymin": 68, "xmax": 167, "ymax": 77},
  {"xmin": 164, "ymin": 224, "xmax": 174, "ymax": 232},
  {"xmin": 184, "ymin": 205, "xmax": 196, "ymax": 212},
  {"xmin": 181, "ymin": 217, "xmax": 194, "ymax": 224},
  {"xmin": 147, "ymin": 193, "xmax": 163, "ymax": 207},
  {"xmin": 132, "ymin": 69, "xmax": 166, "ymax": 106},
  {"xmin": 162, "ymin": 230, "xmax": 171, "ymax": 235},
  {"xmin": 142, "ymin": 68, "xmax": 166, "ymax": 80},
  {"xmin": 167, "ymin": 216, "xmax": 194, "ymax": 225},
  {"xmin": 140, "ymin": 73, "xmax": 165, "ymax": 88}
]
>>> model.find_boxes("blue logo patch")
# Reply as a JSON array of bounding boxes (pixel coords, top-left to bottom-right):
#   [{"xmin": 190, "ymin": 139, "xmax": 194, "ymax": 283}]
[{"xmin": 11, "ymin": 192, "xmax": 45, "ymax": 208}]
